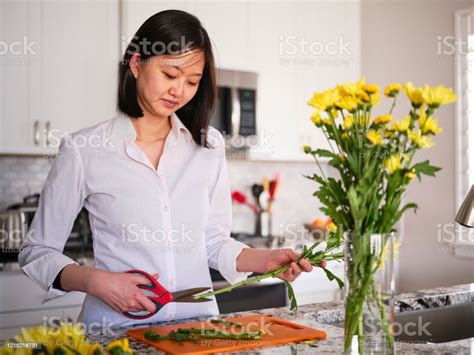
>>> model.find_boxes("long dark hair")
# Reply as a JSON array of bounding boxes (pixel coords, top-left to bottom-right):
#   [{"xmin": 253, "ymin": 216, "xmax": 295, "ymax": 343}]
[{"xmin": 117, "ymin": 10, "xmax": 216, "ymax": 148}]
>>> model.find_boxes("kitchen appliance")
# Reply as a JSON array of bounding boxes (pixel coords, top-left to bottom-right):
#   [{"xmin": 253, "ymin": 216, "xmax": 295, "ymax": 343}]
[
  {"xmin": 210, "ymin": 69, "xmax": 258, "ymax": 149},
  {"xmin": 126, "ymin": 314, "xmax": 327, "ymax": 353},
  {"xmin": 0, "ymin": 193, "xmax": 92, "ymax": 263}
]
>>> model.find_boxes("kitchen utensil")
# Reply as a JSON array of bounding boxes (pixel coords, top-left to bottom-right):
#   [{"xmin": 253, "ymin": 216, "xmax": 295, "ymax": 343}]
[
  {"xmin": 267, "ymin": 175, "xmax": 280, "ymax": 213},
  {"xmin": 126, "ymin": 314, "xmax": 327, "ymax": 354},
  {"xmin": 262, "ymin": 177, "xmax": 270, "ymax": 193},
  {"xmin": 251, "ymin": 184, "xmax": 264, "ymax": 211},
  {"xmin": 231, "ymin": 191, "xmax": 258, "ymax": 214},
  {"xmin": 123, "ymin": 270, "xmax": 213, "ymax": 320}
]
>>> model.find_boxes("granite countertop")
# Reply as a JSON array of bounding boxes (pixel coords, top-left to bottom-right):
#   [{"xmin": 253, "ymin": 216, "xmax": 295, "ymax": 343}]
[{"xmin": 86, "ymin": 283, "xmax": 474, "ymax": 354}]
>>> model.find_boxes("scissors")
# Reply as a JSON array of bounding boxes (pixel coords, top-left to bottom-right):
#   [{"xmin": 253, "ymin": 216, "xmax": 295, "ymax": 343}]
[{"xmin": 122, "ymin": 269, "xmax": 213, "ymax": 320}]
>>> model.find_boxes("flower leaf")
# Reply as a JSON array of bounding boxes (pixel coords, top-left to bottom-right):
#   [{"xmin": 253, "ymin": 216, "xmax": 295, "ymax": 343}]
[
  {"xmin": 322, "ymin": 267, "xmax": 344, "ymax": 289},
  {"xmin": 411, "ymin": 160, "xmax": 441, "ymax": 180},
  {"xmin": 285, "ymin": 281, "xmax": 298, "ymax": 311}
]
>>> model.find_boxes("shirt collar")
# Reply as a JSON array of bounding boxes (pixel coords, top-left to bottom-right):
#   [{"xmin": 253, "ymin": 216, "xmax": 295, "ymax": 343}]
[{"xmin": 107, "ymin": 111, "xmax": 193, "ymax": 147}]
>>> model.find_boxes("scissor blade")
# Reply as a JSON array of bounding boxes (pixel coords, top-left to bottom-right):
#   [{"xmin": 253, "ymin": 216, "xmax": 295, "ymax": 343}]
[
  {"xmin": 174, "ymin": 296, "xmax": 213, "ymax": 303},
  {"xmin": 171, "ymin": 287, "xmax": 211, "ymax": 301}
]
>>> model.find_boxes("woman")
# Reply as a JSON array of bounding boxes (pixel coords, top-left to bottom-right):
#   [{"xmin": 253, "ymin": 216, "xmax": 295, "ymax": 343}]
[{"xmin": 18, "ymin": 10, "xmax": 315, "ymax": 329}]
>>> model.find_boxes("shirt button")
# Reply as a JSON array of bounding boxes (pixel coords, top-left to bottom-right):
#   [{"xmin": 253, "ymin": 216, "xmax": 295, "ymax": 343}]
[{"xmin": 164, "ymin": 205, "xmax": 168, "ymax": 212}]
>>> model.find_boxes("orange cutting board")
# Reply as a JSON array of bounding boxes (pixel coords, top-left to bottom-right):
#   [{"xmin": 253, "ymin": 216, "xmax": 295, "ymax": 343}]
[{"xmin": 126, "ymin": 314, "xmax": 326, "ymax": 354}]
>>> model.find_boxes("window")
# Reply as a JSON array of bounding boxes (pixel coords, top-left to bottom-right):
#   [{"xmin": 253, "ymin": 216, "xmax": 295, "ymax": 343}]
[{"xmin": 454, "ymin": 8, "xmax": 474, "ymax": 256}]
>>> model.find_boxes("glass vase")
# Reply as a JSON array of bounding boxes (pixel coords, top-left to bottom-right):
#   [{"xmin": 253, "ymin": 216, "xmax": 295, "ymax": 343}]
[{"xmin": 343, "ymin": 232, "xmax": 397, "ymax": 354}]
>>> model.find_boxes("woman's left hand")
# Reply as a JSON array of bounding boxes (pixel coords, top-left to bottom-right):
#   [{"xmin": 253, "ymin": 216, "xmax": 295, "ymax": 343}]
[
  {"xmin": 264, "ymin": 248, "xmax": 314, "ymax": 282},
  {"xmin": 237, "ymin": 248, "xmax": 326, "ymax": 282}
]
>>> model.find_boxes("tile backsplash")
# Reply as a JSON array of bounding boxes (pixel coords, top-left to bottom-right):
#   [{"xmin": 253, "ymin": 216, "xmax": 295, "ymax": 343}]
[
  {"xmin": 0, "ymin": 156, "xmax": 328, "ymax": 235},
  {"xmin": 0, "ymin": 157, "xmax": 53, "ymax": 210}
]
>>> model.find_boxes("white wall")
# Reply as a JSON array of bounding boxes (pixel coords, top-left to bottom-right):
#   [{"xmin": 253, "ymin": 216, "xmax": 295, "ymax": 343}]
[{"xmin": 361, "ymin": 0, "xmax": 474, "ymax": 292}]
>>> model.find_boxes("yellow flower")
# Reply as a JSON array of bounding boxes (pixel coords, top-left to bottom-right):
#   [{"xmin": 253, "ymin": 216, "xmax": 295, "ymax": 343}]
[
  {"xmin": 337, "ymin": 76, "xmax": 366, "ymax": 97},
  {"xmin": 421, "ymin": 117, "xmax": 442, "ymax": 135},
  {"xmin": 331, "ymin": 108, "xmax": 339, "ymax": 119},
  {"xmin": 308, "ymin": 88, "xmax": 340, "ymax": 111},
  {"xmin": 408, "ymin": 129, "xmax": 434, "ymax": 148},
  {"xmin": 419, "ymin": 108, "xmax": 442, "ymax": 135},
  {"xmin": 106, "ymin": 338, "xmax": 133, "ymax": 354},
  {"xmin": 384, "ymin": 154, "xmax": 401, "ymax": 174},
  {"xmin": 310, "ymin": 110, "xmax": 323, "ymax": 127},
  {"xmin": 368, "ymin": 92, "xmax": 381, "ymax": 107},
  {"xmin": 405, "ymin": 168, "xmax": 416, "ymax": 180},
  {"xmin": 367, "ymin": 130, "xmax": 383, "ymax": 145},
  {"xmin": 391, "ymin": 116, "xmax": 411, "ymax": 133},
  {"xmin": 374, "ymin": 114, "xmax": 392, "ymax": 125},
  {"xmin": 343, "ymin": 115, "xmax": 354, "ymax": 129},
  {"xmin": 403, "ymin": 82, "xmax": 424, "ymax": 107},
  {"xmin": 384, "ymin": 83, "xmax": 401, "ymax": 97},
  {"xmin": 384, "ymin": 130, "xmax": 395, "ymax": 137},
  {"xmin": 323, "ymin": 118, "xmax": 332, "ymax": 126},
  {"xmin": 360, "ymin": 91, "xmax": 370, "ymax": 102},
  {"xmin": 341, "ymin": 132, "xmax": 349, "ymax": 140},
  {"xmin": 362, "ymin": 84, "xmax": 380, "ymax": 95},
  {"xmin": 336, "ymin": 95, "xmax": 360, "ymax": 112},
  {"xmin": 421, "ymin": 84, "xmax": 458, "ymax": 108},
  {"xmin": 327, "ymin": 222, "xmax": 337, "ymax": 233}
]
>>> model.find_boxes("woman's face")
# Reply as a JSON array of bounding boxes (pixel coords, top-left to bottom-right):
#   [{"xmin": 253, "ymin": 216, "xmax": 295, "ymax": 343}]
[{"xmin": 130, "ymin": 49, "xmax": 205, "ymax": 118}]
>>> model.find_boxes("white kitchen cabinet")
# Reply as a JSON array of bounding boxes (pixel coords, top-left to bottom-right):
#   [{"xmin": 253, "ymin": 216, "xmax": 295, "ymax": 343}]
[
  {"xmin": 0, "ymin": 1, "xmax": 36, "ymax": 153},
  {"xmin": 0, "ymin": 0, "xmax": 120, "ymax": 154},
  {"xmin": 0, "ymin": 271, "xmax": 85, "ymax": 341}
]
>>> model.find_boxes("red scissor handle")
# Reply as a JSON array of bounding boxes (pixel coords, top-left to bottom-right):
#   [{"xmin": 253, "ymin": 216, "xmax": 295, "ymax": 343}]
[{"xmin": 123, "ymin": 269, "xmax": 173, "ymax": 320}]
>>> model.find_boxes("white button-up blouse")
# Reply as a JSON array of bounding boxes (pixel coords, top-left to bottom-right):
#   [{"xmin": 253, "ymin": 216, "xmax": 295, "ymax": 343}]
[{"xmin": 18, "ymin": 112, "xmax": 252, "ymax": 328}]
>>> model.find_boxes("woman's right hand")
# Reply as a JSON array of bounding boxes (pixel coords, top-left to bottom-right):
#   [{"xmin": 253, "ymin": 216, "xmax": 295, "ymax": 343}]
[{"xmin": 86, "ymin": 270, "xmax": 158, "ymax": 315}]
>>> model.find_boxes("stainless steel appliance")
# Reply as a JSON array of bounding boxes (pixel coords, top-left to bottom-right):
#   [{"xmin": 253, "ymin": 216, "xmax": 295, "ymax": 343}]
[
  {"xmin": 210, "ymin": 69, "xmax": 258, "ymax": 148},
  {"xmin": 0, "ymin": 193, "xmax": 92, "ymax": 262},
  {"xmin": 209, "ymin": 267, "xmax": 287, "ymax": 313}
]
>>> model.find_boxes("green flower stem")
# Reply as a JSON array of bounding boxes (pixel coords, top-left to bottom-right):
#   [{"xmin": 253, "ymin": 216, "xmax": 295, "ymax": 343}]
[
  {"xmin": 371, "ymin": 284, "xmax": 394, "ymax": 349},
  {"xmin": 194, "ymin": 264, "xmax": 289, "ymax": 299},
  {"xmin": 194, "ymin": 249, "xmax": 341, "ymax": 300},
  {"xmin": 389, "ymin": 95, "xmax": 397, "ymax": 115}
]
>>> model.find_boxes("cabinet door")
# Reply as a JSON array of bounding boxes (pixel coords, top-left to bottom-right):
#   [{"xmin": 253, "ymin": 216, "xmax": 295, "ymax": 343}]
[
  {"xmin": 38, "ymin": 0, "xmax": 120, "ymax": 150},
  {"xmin": 192, "ymin": 1, "xmax": 251, "ymax": 71},
  {"xmin": 0, "ymin": 1, "xmax": 35, "ymax": 152}
]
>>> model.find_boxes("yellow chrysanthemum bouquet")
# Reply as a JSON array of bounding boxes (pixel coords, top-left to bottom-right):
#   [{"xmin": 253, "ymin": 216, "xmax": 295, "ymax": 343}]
[
  {"xmin": 0, "ymin": 322, "xmax": 133, "ymax": 355},
  {"xmin": 304, "ymin": 77, "xmax": 457, "ymax": 353}
]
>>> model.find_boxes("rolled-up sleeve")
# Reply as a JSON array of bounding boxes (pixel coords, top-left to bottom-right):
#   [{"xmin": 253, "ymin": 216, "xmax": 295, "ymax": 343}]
[
  {"xmin": 18, "ymin": 135, "xmax": 86, "ymax": 304},
  {"xmin": 204, "ymin": 132, "xmax": 252, "ymax": 285}
]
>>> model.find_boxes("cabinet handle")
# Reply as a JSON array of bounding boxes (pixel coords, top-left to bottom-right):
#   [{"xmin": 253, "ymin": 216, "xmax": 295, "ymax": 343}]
[
  {"xmin": 33, "ymin": 120, "xmax": 40, "ymax": 145},
  {"xmin": 45, "ymin": 121, "xmax": 51, "ymax": 146}
]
